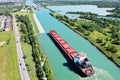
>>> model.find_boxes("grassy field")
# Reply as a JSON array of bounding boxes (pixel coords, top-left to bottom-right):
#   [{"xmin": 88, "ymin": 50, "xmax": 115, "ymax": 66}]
[{"xmin": 0, "ymin": 30, "xmax": 21, "ymax": 80}]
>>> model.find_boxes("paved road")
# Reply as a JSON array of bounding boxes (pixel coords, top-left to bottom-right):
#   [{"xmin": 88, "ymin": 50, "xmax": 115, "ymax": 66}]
[{"xmin": 13, "ymin": 15, "xmax": 30, "ymax": 80}]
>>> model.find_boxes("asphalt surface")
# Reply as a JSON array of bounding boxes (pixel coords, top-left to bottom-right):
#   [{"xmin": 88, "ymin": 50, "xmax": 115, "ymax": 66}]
[{"xmin": 13, "ymin": 15, "xmax": 30, "ymax": 80}]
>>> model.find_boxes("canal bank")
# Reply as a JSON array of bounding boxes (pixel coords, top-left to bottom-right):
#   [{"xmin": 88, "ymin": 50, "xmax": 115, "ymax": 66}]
[
  {"xmin": 33, "ymin": 13, "xmax": 45, "ymax": 33},
  {"xmin": 50, "ymin": 12, "xmax": 120, "ymax": 68},
  {"xmin": 36, "ymin": 9, "xmax": 120, "ymax": 80}
]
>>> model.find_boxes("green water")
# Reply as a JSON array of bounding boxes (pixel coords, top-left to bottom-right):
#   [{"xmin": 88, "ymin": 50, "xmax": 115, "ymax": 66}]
[{"xmin": 37, "ymin": 9, "xmax": 120, "ymax": 80}]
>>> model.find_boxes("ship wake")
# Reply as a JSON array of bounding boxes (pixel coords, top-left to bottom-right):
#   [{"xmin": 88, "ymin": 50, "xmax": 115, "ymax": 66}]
[{"xmin": 79, "ymin": 67, "xmax": 113, "ymax": 80}]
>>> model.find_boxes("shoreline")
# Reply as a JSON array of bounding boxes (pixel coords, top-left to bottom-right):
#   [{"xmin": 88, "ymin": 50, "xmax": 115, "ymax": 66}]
[
  {"xmin": 50, "ymin": 12, "xmax": 120, "ymax": 67},
  {"xmin": 54, "ymin": 17, "xmax": 120, "ymax": 68},
  {"xmin": 33, "ymin": 13, "xmax": 45, "ymax": 34}
]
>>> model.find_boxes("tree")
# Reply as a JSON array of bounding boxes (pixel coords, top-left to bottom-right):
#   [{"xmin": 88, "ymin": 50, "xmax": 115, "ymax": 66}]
[
  {"xmin": 101, "ymin": 41, "xmax": 106, "ymax": 46},
  {"xmin": 82, "ymin": 23, "xmax": 94, "ymax": 32},
  {"xmin": 24, "ymin": 35, "xmax": 30, "ymax": 43},
  {"xmin": 23, "ymin": 55, "xmax": 27, "ymax": 59},
  {"xmin": 112, "ymin": 39, "xmax": 120, "ymax": 45},
  {"xmin": 76, "ymin": 25, "xmax": 85, "ymax": 33},
  {"xmin": 96, "ymin": 37, "xmax": 103, "ymax": 43},
  {"xmin": 106, "ymin": 45, "xmax": 118, "ymax": 53},
  {"xmin": 20, "ymin": 23, "xmax": 27, "ymax": 34},
  {"xmin": 36, "ymin": 65, "xmax": 44, "ymax": 79},
  {"xmin": 111, "ymin": 48, "xmax": 118, "ymax": 53}
]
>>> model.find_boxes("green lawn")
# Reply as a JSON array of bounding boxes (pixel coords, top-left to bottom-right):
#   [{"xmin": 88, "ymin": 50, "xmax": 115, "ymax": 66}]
[
  {"xmin": 13, "ymin": 11, "xmax": 29, "ymax": 16},
  {"xmin": 0, "ymin": 31, "xmax": 21, "ymax": 80}
]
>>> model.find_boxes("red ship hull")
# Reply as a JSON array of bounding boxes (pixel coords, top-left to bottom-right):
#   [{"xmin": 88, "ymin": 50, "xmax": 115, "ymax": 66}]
[{"xmin": 49, "ymin": 30, "xmax": 94, "ymax": 77}]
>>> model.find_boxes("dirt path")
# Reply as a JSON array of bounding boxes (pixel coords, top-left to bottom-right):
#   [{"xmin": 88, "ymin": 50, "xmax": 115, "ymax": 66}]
[{"xmin": 0, "ymin": 41, "xmax": 6, "ymax": 46}]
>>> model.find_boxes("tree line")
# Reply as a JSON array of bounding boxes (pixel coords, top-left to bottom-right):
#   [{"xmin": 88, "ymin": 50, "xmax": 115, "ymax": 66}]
[
  {"xmin": 0, "ymin": 5, "xmax": 22, "ymax": 16},
  {"xmin": 45, "ymin": 1, "xmax": 120, "ymax": 8},
  {"xmin": 16, "ymin": 15, "xmax": 55, "ymax": 80},
  {"xmin": 106, "ymin": 5, "xmax": 120, "ymax": 18},
  {"xmin": 66, "ymin": 11, "xmax": 98, "ymax": 16}
]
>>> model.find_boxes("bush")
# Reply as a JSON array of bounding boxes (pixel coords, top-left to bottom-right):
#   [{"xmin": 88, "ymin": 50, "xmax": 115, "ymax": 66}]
[
  {"xmin": 96, "ymin": 37, "xmax": 103, "ymax": 43},
  {"xmin": 106, "ymin": 45, "xmax": 118, "ymax": 53},
  {"xmin": 111, "ymin": 48, "xmax": 118, "ymax": 53},
  {"xmin": 43, "ymin": 58, "xmax": 55, "ymax": 80},
  {"xmin": 23, "ymin": 55, "xmax": 27, "ymax": 59},
  {"xmin": 101, "ymin": 42, "xmax": 106, "ymax": 46},
  {"xmin": 84, "ymin": 32, "xmax": 90, "ymax": 36},
  {"xmin": 6, "ymin": 39, "xmax": 10, "ymax": 44}
]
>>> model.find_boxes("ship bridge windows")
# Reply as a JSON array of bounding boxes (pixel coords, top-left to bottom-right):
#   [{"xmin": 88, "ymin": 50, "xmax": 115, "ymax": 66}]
[{"xmin": 74, "ymin": 57, "xmax": 82, "ymax": 65}]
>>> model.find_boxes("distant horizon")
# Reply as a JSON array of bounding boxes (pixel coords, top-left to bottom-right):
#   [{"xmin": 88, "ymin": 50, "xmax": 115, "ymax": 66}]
[
  {"xmin": 0, "ymin": 0, "xmax": 119, "ymax": 3},
  {"xmin": 0, "ymin": 0, "xmax": 24, "ymax": 2}
]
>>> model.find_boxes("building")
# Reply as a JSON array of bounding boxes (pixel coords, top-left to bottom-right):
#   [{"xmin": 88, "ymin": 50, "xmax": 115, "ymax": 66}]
[
  {"xmin": 0, "ymin": 15, "xmax": 5, "ymax": 31},
  {"xmin": 4, "ymin": 16, "xmax": 11, "ymax": 31}
]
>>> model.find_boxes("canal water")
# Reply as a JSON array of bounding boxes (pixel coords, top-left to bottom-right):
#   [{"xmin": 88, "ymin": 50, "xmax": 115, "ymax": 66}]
[
  {"xmin": 26, "ymin": 0, "xmax": 37, "ymax": 7},
  {"xmin": 36, "ymin": 9, "xmax": 120, "ymax": 80},
  {"xmin": 48, "ymin": 5, "xmax": 120, "ymax": 20}
]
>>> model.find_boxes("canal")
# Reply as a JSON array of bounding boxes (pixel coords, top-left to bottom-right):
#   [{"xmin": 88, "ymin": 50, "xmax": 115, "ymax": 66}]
[{"xmin": 36, "ymin": 9, "xmax": 120, "ymax": 80}]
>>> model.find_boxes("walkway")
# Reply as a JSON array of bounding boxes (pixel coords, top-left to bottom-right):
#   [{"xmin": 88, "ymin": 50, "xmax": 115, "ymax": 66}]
[
  {"xmin": 13, "ymin": 15, "xmax": 31, "ymax": 80},
  {"xmin": 33, "ymin": 13, "xmax": 45, "ymax": 33}
]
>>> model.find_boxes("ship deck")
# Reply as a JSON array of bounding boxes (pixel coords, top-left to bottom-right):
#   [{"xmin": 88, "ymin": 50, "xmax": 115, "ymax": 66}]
[{"xmin": 50, "ymin": 30, "xmax": 77, "ymax": 59}]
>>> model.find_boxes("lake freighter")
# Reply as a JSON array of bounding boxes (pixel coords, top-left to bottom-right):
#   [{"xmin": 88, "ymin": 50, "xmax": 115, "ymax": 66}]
[{"xmin": 50, "ymin": 30, "xmax": 94, "ymax": 77}]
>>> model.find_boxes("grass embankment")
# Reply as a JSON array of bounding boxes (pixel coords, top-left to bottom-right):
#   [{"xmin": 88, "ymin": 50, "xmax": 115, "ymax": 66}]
[
  {"xmin": 0, "ymin": 31, "xmax": 21, "ymax": 80},
  {"xmin": 29, "ymin": 11, "xmax": 39, "ymax": 34},
  {"xmin": 50, "ymin": 12, "xmax": 120, "ymax": 67}
]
